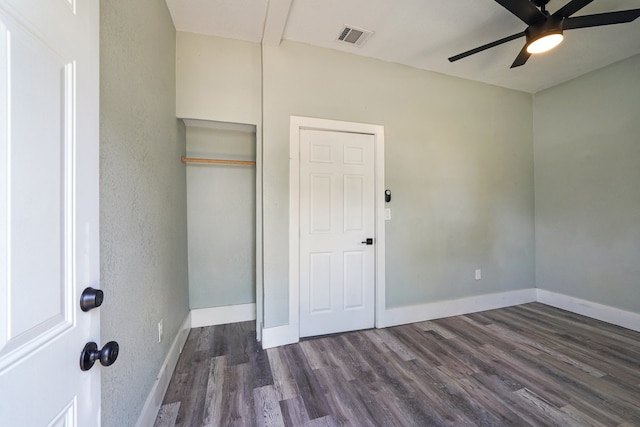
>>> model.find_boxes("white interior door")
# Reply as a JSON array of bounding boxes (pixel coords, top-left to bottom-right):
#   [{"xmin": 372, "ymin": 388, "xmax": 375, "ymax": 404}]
[
  {"xmin": 299, "ymin": 129, "xmax": 375, "ymax": 338},
  {"xmin": 0, "ymin": 0, "xmax": 100, "ymax": 425}
]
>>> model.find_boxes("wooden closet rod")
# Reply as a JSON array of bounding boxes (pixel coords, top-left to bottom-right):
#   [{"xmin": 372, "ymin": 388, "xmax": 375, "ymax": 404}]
[{"xmin": 181, "ymin": 157, "xmax": 256, "ymax": 166}]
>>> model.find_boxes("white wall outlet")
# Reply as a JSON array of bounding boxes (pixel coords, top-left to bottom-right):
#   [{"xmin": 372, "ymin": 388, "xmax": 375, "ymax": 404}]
[
  {"xmin": 475, "ymin": 269, "xmax": 481, "ymax": 280},
  {"xmin": 384, "ymin": 208, "xmax": 391, "ymax": 220},
  {"xmin": 158, "ymin": 319, "xmax": 163, "ymax": 343}
]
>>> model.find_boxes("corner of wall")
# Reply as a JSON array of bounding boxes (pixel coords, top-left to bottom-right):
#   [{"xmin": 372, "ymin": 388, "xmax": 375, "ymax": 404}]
[{"xmin": 536, "ymin": 289, "xmax": 640, "ymax": 333}]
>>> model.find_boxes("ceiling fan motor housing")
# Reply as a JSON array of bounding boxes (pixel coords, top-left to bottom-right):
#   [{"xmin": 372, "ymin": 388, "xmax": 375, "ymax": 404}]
[{"xmin": 525, "ymin": 15, "xmax": 563, "ymax": 46}]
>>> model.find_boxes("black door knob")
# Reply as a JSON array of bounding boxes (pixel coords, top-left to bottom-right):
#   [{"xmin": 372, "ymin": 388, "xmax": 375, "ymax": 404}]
[
  {"xmin": 80, "ymin": 341, "xmax": 119, "ymax": 371},
  {"xmin": 361, "ymin": 238, "xmax": 374, "ymax": 245},
  {"xmin": 80, "ymin": 287, "xmax": 104, "ymax": 312}
]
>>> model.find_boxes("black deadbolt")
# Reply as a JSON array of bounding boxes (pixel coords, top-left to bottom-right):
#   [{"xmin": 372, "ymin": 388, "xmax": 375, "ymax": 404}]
[
  {"xmin": 80, "ymin": 341, "xmax": 119, "ymax": 371},
  {"xmin": 80, "ymin": 287, "xmax": 104, "ymax": 312}
]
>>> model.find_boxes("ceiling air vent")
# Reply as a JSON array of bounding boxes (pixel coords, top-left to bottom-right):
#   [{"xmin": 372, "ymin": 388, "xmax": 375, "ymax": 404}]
[{"xmin": 336, "ymin": 25, "xmax": 373, "ymax": 47}]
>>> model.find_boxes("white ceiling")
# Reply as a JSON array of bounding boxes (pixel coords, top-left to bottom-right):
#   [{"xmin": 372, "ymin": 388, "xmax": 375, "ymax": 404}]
[{"xmin": 165, "ymin": 0, "xmax": 640, "ymax": 93}]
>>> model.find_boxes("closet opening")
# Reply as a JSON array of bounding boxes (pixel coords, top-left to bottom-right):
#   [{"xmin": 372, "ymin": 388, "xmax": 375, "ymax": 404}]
[{"xmin": 182, "ymin": 119, "xmax": 257, "ymax": 327}]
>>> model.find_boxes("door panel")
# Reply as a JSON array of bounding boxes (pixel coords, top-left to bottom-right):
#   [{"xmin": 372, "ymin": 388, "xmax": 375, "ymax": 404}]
[
  {"xmin": 309, "ymin": 252, "xmax": 332, "ymax": 313},
  {"xmin": 0, "ymin": 0, "xmax": 100, "ymax": 425},
  {"xmin": 0, "ymin": 16, "xmax": 72, "ymax": 355},
  {"xmin": 310, "ymin": 174, "xmax": 332, "ymax": 232},
  {"xmin": 343, "ymin": 251, "xmax": 365, "ymax": 309},
  {"xmin": 299, "ymin": 129, "xmax": 375, "ymax": 337},
  {"xmin": 344, "ymin": 175, "xmax": 364, "ymax": 231}
]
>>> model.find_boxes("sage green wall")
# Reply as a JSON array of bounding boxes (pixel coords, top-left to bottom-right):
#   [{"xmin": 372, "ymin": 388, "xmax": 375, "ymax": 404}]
[
  {"xmin": 100, "ymin": 1, "xmax": 189, "ymax": 426},
  {"xmin": 175, "ymin": 34, "xmax": 535, "ymax": 329},
  {"xmin": 176, "ymin": 32, "xmax": 262, "ymax": 124},
  {"xmin": 186, "ymin": 126, "xmax": 256, "ymax": 308},
  {"xmin": 176, "ymin": 31, "xmax": 263, "ymax": 328},
  {"xmin": 262, "ymin": 41, "xmax": 534, "ymax": 327},
  {"xmin": 534, "ymin": 54, "xmax": 640, "ymax": 313}
]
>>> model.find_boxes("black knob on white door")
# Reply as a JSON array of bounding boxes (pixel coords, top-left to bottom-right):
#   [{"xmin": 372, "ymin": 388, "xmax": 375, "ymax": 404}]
[
  {"xmin": 80, "ymin": 287, "xmax": 104, "ymax": 312},
  {"xmin": 80, "ymin": 341, "xmax": 119, "ymax": 371},
  {"xmin": 361, "ymin": 238, "xmax": 373, "ymax": 245}
]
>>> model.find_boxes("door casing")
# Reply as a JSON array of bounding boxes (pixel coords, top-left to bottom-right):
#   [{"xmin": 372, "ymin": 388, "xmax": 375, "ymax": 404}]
[{"xmin": 289, "ymin": 116, "xmax": 385, "ymax": 342}]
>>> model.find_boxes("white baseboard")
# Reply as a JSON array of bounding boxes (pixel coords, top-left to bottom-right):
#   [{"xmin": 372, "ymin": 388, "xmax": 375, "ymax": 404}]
[
  {"xmin": 191, "ymin": 303, "xmax": 256, "ymax": 328},
  {"xmin": 536, "ymin": 289, "xmax": 640, "ymax": 333},
  {"xmin": 261, "ymin": 323, "xmax": 299, "ymax": 349},
  {"xmin": 136, "ymin": 312, "xmax": 191, "ymax": 427},
  {"xmin": 155, "ymin": 288, "xmax": 640, "ymax": 362},
  {"xmin": 381, "ymin": 288, "xmax": 537, "ymax": 328},
  {"xmin": 260, "ymin": 289, "xmax": 538, "ymax": 348}
]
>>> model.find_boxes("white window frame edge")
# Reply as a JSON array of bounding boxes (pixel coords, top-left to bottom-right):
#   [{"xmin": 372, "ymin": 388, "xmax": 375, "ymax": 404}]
[{"xmin": 262, "ymin": 115, "xmax": 386, "ymax": 349}]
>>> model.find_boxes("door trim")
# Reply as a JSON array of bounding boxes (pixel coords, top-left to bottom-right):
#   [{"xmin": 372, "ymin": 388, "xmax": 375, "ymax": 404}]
[{"xmin": 287, "ymin": 116, "xmax": 385, "ymax": 345}]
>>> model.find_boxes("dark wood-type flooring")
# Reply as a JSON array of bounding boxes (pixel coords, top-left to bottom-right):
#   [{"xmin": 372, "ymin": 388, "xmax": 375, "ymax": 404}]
[{"xmin": 154, "ymin": 303, "xmax": 640, "ymax": 426}]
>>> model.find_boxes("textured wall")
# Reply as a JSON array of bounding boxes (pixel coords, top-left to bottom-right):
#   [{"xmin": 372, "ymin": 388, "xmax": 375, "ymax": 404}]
[
  {"xmin": 177, "ymin": 33, "xmax": 534, "ymax": 327},
  {"xmin": 534, "ymin": 54, "xmax": 640, "ymax": 313},
  {"xmin": 176, "ymin": 35, "xmax": 535, "ymax": 329},
  {"xmin": 176, "ymin": 32, "xmax": 262, "ymax": 124},
  {"xmin": 100, "ymin": 1, "xmax": 189, "ymax": 426},
  {"xmin": 261, "ymin": 41, "xmax": 535, "ymax": 326},
  {"xmin": 176, "ymin": 31, "xmax": 263, "ymax": 328}
]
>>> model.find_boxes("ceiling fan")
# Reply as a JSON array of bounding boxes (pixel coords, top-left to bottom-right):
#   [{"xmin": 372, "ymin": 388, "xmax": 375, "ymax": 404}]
[{"xmin": 448, "ymin": 0, "xmax": 640, "ymax": 68}]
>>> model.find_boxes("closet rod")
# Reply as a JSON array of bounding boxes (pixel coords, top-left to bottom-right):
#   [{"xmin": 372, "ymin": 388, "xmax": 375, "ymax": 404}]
[{"xmin": 181, "ymin": 157, "xmax": 256, "ymax": 166}]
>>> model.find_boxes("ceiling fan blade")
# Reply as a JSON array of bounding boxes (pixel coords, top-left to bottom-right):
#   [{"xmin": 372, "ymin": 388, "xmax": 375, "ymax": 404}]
[
  {"xmin": 563, "ymin": 9, "xmax": 640, "ymax": 30},
  {"xmin": 553, "ymin": 0, "xmax": 594, "ymax": 18},
  {"xmin": 510, "ymin": 45, "xmax": 531, "ymax": 68},
  {"xmin": 494, "ymin": 0, "xmax": 547, "ymax": 25},
  {"xmin": 448, "ymin": 32, "xmax": 525, "ymax": 62}
]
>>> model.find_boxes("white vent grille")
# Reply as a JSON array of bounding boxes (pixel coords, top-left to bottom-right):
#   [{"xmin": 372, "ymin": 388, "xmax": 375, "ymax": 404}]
[{"xmin": 336, "ymin": 25, "xmax": 373, "ymax": 47}]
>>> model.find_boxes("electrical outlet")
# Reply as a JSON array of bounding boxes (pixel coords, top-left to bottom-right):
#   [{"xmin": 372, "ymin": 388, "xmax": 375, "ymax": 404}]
[
  {"xmin": 475, "ymin": 269, "xmax": 481, "ymax": 280},
  {"xmin": 158, "ymin": 319, "xmax": 163, "ymax": 343},
  {"xmin": 384, "ymin": 208, "xmax": 391, "ymax": 220}
]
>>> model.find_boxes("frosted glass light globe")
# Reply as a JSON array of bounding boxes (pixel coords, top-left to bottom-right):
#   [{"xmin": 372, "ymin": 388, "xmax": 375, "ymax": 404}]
[{"xmin": 527, "ymin": 33, "xmax": 564, "ymax": 54}]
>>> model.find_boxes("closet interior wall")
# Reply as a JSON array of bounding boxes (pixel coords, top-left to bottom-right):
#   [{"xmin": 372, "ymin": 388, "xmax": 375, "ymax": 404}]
[{"xmin": 185, "ymin": 122, "xmax": 257, "ymax": 309}]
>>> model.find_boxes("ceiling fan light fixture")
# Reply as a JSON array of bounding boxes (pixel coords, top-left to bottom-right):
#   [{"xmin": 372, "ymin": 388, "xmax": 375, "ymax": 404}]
[
  {"xmin": 525, "ymin": 16, "xmax": 564, "ymax": 55},
  {"xmin": 448, "ymin": 1, "xmax": 640, "ymax": 68},
  {"xmin": 527, "ymin": 32, "xmax": 564, "ymax": 54}
]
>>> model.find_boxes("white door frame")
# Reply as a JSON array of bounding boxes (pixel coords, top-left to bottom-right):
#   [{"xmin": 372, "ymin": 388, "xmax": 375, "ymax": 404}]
[{"xmin": 289, "ymin": 116, "xmax": 385, "ymax": 342}]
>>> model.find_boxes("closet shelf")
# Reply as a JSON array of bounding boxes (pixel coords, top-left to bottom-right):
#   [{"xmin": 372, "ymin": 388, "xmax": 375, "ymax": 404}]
[{"xmin": 181, "ymin": 157, "xmax": 256, "ymax": 166}]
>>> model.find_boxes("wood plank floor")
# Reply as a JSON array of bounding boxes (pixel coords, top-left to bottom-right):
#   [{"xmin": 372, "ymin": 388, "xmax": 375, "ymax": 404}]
[{"xmin": 154, "ymin": 303, "xmax": 640, "ymax": 426}]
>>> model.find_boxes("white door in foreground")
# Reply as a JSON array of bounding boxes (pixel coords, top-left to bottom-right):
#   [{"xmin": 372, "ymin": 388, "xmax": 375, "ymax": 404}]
[
  {"xmin": 0, "ymin": 0, "xmax": 101, "ymax": 425},
  {"xmin": 299, "ymin": 129, "xmax": 375, "ymax": 338}
]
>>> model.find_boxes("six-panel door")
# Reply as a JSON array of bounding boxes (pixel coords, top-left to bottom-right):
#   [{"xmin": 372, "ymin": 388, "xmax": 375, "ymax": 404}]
[{"xmin": 299, "ymin": 129, "xmax": 375, "ymax": 338}]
